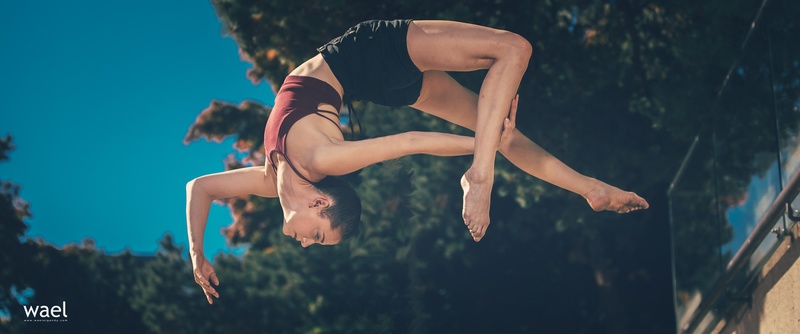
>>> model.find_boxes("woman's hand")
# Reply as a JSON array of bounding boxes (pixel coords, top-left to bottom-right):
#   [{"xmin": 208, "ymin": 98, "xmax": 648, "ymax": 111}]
[
  {"xmin": 192, "ymin": 254, "xmax": 220, "ymax": 304},
  {"xmin": 497, "ymin": 94, "xmax": 518, "ymax": 151}
]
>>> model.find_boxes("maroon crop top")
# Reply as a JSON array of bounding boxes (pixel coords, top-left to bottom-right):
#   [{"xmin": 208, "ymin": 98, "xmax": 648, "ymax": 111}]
[{"xmin": 264, "ymin": 75, "xmax": 343, "ymax": 184}]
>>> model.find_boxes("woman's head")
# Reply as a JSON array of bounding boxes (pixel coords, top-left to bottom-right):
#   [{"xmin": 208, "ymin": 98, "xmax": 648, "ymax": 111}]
[
  {"xmin": 280, "ymin": 176, "xmax": 361, "ymax": 247},
  {"xmin": 314, "ymin": 176, "xmax": 362, "ymax": 241}
]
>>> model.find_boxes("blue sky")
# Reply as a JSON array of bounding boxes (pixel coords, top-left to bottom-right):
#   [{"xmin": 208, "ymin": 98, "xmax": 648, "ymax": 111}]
[{"xmin": 0, "ymin": 1, "xmax": 275, "ymax": 256}]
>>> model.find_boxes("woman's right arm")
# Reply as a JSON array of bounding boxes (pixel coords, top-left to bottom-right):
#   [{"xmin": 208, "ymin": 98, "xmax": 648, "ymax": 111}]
[
  {"xmin": 186, "ymin": 166, "xmax": 276, "ymax": 304},
  {"xmin": 312, "ymin": 95, "xmax": 517, "ymax": 177}
]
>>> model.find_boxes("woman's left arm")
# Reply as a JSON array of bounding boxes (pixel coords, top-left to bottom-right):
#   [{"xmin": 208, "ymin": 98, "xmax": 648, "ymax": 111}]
[{"xmin": 312, "ymin": 131, "xmax": 474, "ymax": 176}]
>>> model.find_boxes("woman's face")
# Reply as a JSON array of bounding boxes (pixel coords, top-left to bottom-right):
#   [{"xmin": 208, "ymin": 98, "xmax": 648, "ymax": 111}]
[{"xmin": 282, "ymin": 209, "xmax": 342, "ymax": 247}]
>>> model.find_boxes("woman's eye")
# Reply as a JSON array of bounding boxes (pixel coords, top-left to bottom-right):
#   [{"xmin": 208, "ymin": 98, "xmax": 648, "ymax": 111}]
[{"xmin": 315, "ymin": 232, "xmax": 321, "ymax": 241}]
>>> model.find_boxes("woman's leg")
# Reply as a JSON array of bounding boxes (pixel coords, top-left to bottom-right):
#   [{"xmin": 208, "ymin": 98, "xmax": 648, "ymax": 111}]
[
  {"xmin": 406, "ymin": 20, "xmax": 532, "ymax": 241},
  {"xmin": 410, "ymin": 71, "xmax": 649, "ymax": 240}
]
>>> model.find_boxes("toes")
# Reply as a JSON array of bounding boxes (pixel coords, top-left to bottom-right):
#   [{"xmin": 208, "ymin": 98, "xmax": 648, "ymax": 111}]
[
  {"xmin": 472, "ymin": 226, "xmax": 486, "ymax": 242},
  {"xmin": 619, "ymin": 204, "xmax": 647, "ymax": 213},
  {"xmin": 467, "ymin": 225, "xmax": 484, "ymax": 241}
]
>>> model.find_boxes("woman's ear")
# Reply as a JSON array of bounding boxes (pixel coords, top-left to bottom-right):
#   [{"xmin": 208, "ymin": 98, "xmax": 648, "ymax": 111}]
[{"xmin": 311, "ymin": 197, "xmax": 331, "ymax": 208}]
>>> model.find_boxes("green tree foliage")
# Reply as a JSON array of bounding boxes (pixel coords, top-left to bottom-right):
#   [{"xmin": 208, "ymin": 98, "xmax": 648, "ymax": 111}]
[
  {"xmin": 17, "ymin": 242, "xmax": 149, "ymax": 333},
  {"xmin": 193, "ymin": 0, "xmax": 708, "ymax": 332},
  {"xmin": 198, "ymin": 0, "xmax": 792, "ymax": 331},
  {"xmin": 0, "ymin": 135, "xmax": 33, "ymax": 333}
]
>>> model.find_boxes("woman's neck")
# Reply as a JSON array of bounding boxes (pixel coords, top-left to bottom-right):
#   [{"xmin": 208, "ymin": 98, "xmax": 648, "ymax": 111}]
[{"xmin": 275, "ymin": 156, "xmax": 313, "ymax": 212}]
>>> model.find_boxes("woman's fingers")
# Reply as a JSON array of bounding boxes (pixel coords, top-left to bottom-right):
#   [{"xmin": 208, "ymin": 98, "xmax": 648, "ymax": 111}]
[
  {"xmin": 507, "ymin": 94, "xmax": 518, "ymax": 130},
  {"xmin": 206, "ymin": 287, "xmax": 219, "ymax": 299},
  {"xmin": 209, "ymin": 271, "xmax": 220, "ymax": 286},
  {"xmin": 504, "ymin": 118, "xmax": 512, "ymax": 134},
  {"xmin": 194, "ymin": 263, "xmax": 220, "ymax": 304},
  {"xmin": 202, "ymin": 283, "xmax": 220, "ymax": 304},
  {"xmin": 497, "ymin": 94, "xmax": 519, "ymax": 150},
  {"xmin": 509, "ymin": 94, "xmax": 519, "ymax": 123}
]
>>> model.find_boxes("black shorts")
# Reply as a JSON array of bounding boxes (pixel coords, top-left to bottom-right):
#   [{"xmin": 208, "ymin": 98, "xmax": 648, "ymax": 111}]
[{"xmin": 318, "ymin": 19, "xmax": 423, "ymax": 107}]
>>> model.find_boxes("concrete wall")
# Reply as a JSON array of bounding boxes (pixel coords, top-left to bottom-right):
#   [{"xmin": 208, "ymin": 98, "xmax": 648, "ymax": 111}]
[{"xmin": 713, "ymin": 220, "xmax": 800, "ymax": 334}]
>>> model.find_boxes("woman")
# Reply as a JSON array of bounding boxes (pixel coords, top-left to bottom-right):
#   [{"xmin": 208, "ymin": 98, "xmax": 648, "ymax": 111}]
[{"xmin": 187, "ymin": 19, "xmax": 649, "ymax": 304}]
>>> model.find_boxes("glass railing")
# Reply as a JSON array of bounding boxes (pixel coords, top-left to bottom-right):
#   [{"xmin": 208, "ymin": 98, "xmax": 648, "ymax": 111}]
[
  {"xmin": 772, "ymin": 0, "xmax": 800, "ymax": 219},
  {"xmin": 669, "ymin": 132, "xmax": 722, "ymax": 331},
  {"xmin": 669, "ymin": 0, "xmax": 800, "ymax": 332}
]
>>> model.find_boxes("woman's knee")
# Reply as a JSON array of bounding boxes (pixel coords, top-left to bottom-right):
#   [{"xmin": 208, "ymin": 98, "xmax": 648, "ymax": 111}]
[{"xmin": 498, "ymin": 31, "xmax": 533, "ymax": 65}]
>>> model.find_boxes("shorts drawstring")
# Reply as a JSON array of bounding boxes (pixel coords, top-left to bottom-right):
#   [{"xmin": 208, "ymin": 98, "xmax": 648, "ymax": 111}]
[{"xmin": 345, "ymin": 100, "xmax": 363, "ymax": 140}]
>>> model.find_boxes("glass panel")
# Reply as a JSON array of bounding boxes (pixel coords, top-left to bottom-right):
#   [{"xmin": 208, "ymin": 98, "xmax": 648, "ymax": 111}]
[
  {"xmin": 671, "ymin": 1, "xmax": 799, "ymax": 330},
  {"xmin": 771, "ymin": 0, "xmax": 800, "ymax": 230},
  {"xmin": 693, "ymin": 311, "xmax": 720, "ymax": 334},
  {"xmin": 712, "ymin": 17, "xmax": 782, "ymax": 286},
  {"xmin": 669, "ymin": 131, "xmax": 722, "ymax": 330}
]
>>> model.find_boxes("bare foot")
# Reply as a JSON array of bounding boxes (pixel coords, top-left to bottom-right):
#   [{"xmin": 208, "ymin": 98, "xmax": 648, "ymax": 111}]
[
  {"xmin": 461, "ymin": 169, "xmax": 492, "ymax": 242},
  {"xmin": 582, "ymin": 179, "xmax": 649, "ymax": 213}
]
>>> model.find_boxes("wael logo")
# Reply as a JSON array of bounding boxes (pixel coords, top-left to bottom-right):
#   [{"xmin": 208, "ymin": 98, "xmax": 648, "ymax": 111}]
[{"xmin": 22, "ymin": 301, "xmax": 68, "ymax": 322}]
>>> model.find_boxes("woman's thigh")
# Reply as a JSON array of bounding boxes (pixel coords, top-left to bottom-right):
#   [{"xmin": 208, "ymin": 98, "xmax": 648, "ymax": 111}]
[
  {"xmin": 406, "ymin": 20, "xmax": 527, "ymax": 73},
  {"xmin": 409, "ymin": 70, "xmax": 480, "ymax": 130}
]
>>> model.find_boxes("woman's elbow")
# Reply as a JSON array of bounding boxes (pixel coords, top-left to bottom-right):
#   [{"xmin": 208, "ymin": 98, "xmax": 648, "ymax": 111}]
[
  {"xmin": 186, "ymin": 178, "xmax": 197, "ymax": 190},
  {"xmin": 186, "ymin": 178, "xmax": 206, "ymax": 197}
]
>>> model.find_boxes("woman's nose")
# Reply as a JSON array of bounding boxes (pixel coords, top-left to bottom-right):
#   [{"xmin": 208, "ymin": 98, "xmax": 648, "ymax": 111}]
[{"xmin": 301, "ymin": 238, "xmax": 310, "ymax": 248}]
